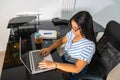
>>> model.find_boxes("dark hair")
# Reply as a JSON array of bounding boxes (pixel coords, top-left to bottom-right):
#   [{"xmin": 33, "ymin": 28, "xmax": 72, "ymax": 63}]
[{"xmin": 70, "ymin": 11, "xmax": 96, "ymax": 43}]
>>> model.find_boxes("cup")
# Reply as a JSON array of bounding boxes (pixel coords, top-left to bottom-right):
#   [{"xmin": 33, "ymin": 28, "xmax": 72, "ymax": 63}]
[{"xmin": 35, "ymin": 32, "xmax": 43, "ymax": 44}]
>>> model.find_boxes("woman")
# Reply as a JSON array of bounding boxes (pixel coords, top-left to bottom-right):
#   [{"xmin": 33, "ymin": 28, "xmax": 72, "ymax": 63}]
[{"xmin": 38, "ymin": 11, "xmax": 96, "ymax": 80}]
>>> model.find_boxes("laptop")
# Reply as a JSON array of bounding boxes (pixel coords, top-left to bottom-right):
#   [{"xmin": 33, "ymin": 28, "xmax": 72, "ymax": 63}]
[{"xmin": 19, "ymin": 37, "xmax": 55, "ymax": 74}]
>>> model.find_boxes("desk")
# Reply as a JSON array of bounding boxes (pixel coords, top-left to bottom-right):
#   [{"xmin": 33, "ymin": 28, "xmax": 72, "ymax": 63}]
[
  {"xmin": 1, "ymin": 21, "xmax": 70, "ymax": 80},
  {"xmin": 1, "ymin": 35, "xmax": 69, "ymax": 80},
  {"xmin": 1, "ymin": 20, "xmax": 105, "ymax": 80}
]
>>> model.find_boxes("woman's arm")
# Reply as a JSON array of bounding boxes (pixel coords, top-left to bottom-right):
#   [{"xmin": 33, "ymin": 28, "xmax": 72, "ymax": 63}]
[
  {"xmin": 40, "ymin": 36, "xmax": 67, "ymax": 57},
  {"xmin": 48, "ymin": 36, "xmax": 67, "ymax": 51},
  {"xmin": 39, "ymin": 59, "xmax": 88, "ymax": 73},
  {"xmin": 56, "ymin": 59, "xmax": 88, "ymax": 73}
]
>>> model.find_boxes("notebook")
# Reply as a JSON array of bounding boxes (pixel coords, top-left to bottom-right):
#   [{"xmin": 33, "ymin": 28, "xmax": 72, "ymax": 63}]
[{"xmin": 19, "ymin": 37, "xmax": 55, "ymax": 74}]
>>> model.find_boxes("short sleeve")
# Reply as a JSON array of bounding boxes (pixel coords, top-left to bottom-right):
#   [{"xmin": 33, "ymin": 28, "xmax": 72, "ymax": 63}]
[
  {"xmin": 79, "ymin": 43, "xmax": 95, "ymax": 63},
  {"xmin": 65, "ymin": 31, "xmax": 72, "ymax": 39}
]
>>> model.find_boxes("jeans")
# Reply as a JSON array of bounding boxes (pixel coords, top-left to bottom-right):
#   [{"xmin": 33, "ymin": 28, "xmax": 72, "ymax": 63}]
[{"xmin": 61, "ymin": 55, "xmax": 88, "ymax": 80}]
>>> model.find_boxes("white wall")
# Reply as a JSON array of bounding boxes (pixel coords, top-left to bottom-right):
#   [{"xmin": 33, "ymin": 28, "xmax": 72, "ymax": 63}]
[
  {"xmin": 74, "ymin": 0, "xmax": 120, "ymax": 40},
  {"xmin": 93, "ymin": 0, "xmax": 120, "ymax": 27},
  {"xmin": 69, "ymin": 0, "xmax": 120, "ymax": 27},
  {"xmin": 0, "ymin": 0, "xmax": 120, "ymax": 51},
  {"xmin": 0, "ymin": 0, "xmax": 61, "ymax": 51}
]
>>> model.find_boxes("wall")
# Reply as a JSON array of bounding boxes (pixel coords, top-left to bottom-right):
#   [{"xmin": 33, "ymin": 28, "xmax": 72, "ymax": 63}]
[
  {"xmin": 74, "ymin": 0, "xmax": 120, "ymax": 40},
  {"xmin": 0, "ymin": 0, "xmax": 60, "ymax": 51},
  {"xmin": 63, "ymin": 0, "xmax": 120, "ymax": 27},
  {"xmin": 93, "ymin": 0, "xmax": 120, "ymax": 27},
  {"xmin": 0, "ymin": 0, "xmax": 120, "ymax": 51}
]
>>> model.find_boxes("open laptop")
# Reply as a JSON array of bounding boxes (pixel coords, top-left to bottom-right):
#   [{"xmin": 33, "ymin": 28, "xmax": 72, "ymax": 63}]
[{"xmin": 19, "ymin": 37, "xmax": 55, "ymax": 74}]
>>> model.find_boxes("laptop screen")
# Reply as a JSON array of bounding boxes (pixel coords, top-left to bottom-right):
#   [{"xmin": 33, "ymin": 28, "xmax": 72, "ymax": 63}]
[{"xmin": 19, "ymin": 37, "xmax": 32, "ymax": 73}]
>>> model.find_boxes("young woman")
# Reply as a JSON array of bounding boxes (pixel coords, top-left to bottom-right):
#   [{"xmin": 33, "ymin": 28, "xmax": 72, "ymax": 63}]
[{"xmin": 38, "ymin": 11, "xmax": 96, "ymax": 80}]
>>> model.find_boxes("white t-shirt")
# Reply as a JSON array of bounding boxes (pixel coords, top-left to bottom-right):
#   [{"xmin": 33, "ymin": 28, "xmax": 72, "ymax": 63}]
[{"xmin": 64, "ymin": 31, "xmax": 95, "ymax": 63}]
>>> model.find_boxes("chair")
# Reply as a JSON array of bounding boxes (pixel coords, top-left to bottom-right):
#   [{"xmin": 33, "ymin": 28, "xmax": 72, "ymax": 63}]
[
  {"xmin": 78, "ymin": 20, "xmax": 120, "ymax": 80},
  {"xmin": 97, "ymin": 20, "xmax": 120, "ymax": 79}
]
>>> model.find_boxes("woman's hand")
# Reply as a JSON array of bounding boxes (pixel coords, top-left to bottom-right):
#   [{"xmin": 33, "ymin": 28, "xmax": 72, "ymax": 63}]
[
  {"xmin": 39, "ymin": 47, "xmax": 51, "ymax": 57},
  {"xmin": 38, "ymin": 60, "xmax": 56, "ymax": 69}
]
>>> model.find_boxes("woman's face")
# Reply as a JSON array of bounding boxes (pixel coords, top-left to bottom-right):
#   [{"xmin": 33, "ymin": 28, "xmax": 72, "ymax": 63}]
[{"xmin": 71, "ymin": 20, "xmax": 80, "ymax": 34}]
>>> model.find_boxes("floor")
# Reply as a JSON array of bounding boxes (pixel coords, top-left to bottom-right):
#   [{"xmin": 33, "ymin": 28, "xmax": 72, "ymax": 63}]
[{"xmin": 0, "ymin": 51, "xmax": 5, "ymax": 78}]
